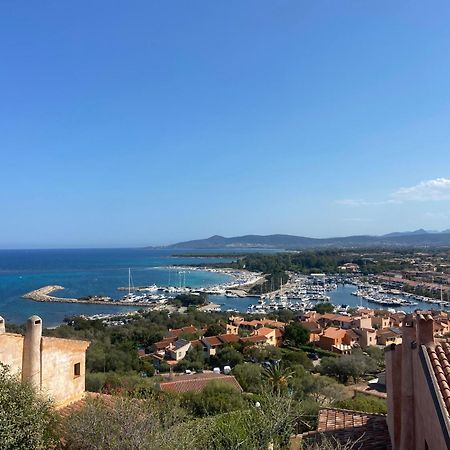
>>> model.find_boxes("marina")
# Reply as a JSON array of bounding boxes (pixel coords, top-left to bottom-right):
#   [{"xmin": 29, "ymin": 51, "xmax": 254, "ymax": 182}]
[
  {"xmin": 4, "ymin": 248, "xmax": 450, "ymax": 326},
  {"xmin": 20, "ymin": 265, "xmax": 450, "ymax": 323}
]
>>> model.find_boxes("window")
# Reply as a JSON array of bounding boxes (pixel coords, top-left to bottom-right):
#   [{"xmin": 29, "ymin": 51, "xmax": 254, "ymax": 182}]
[
  {"xmin": 35, "ymin": 319, "xmax": 41, "ymax": 324},
  {"xmin": 74, "ymin": 362, "xmax": 81, "ymax": 377}
]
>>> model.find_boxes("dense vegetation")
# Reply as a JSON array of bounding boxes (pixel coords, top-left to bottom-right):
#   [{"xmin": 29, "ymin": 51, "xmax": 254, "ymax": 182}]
[
  {"xmin": 3, "ymin": 305, "xmax": 389, "ymax": 449},
  {"xmin": 232, "ymin": 250, "xmax": 414, "ymax": 276},
  {"xmin": 169, "ymin": 293, "xmax": 208, "ymax": 307},
  {"xmin": 0, "ymin": 364, "xmax": 57, "ymax": 450}
]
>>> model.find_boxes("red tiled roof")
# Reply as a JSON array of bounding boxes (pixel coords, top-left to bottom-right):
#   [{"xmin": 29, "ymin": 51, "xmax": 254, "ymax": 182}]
[
  {"xmin": 318, "ymin": 313, "xmax": 353, "ymax": 323},
  {"xmin": 240, "ymin": 335, "xmax": 267, "ymax": 344},
  {"xmin": 318, "ymin": 313, "xmax": 337, "ymax": 320},
  {"xmin": 345, "ymin": 329, "xmax": 359, "ymax": 340},
  {"xmin": 254, "ymin": 327, "xmax": 275, "ymax": 336},
  {"xmin": 153, "ymin": 338, "xmax": 175, "ymax": 350},
  {"xmin": 299, "ymin": 321, "xmax": 322, "ymax": 332},
  {"xmin": 158, "ymin": 373, "xmax": 242, "ymax": 394},
  {"xmin": 376, "ymin": 328, "xmax": 402, "ymax": 338},
  {"xmin": 339, "ymin": 316, "xmax": 354, "ymax": 323},
  {"xmin": 427, "ymin": 342, "xmax": 450, "ymax": 417},
  {"xmin": 322, "ymin": 327, "xmax": 347, "ymax": 339},
  {"xmin": 258, "ymin": 319, "xmax": 285, "ymax": 328},
  {"xmin": 274, "ymin": 328, "xmax": 283, "ymax": 338},
  {"xmin": 167, "ymin": 325, "xmax": 198, "ymax": 338},
  {"xmin": 300, "ymin": 408, "xmax": 391, "ymax": 450},
  {"xmin": 240, "ymin": 320, "xmax": 261, "ymax": 327},
  {"xmin": 190, "ymin": 339, "xmax": 203, "ymax": 349},
  {"xmin": 218, "ymin": 334, "xmax": 240, "ymax": 344},
  {"xmin": 202, "ymin": 336, "xmax": 222, "ymax": 346}
]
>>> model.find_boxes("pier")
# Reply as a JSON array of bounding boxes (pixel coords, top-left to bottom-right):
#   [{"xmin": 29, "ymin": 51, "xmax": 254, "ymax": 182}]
[{"xmin": 22, "ymin": 285, "xmax": 154, "ymax": 307}]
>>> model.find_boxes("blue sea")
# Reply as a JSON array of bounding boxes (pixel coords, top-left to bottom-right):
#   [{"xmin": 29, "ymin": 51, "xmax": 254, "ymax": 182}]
[
  {"xmin": 0, "ymin": 248, "xmax": 441, "ymax": 327},
  {"xmin": 0, "ymin": 248, "xmax": 243, "ymax": 326}
]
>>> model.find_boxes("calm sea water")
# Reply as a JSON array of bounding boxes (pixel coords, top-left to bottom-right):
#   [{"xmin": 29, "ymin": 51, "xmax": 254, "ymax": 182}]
[
  {"xmin": 0, "ymin": 248, "xmax": 440, "ymax": 327},
  {"xmin": 0, "ymin": 248, "xmax": 240, "ymax": 326}
]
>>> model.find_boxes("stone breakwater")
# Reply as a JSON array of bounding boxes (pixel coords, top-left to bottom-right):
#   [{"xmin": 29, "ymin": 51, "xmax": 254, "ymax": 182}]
[{"xmin": 22, "ymin": 285, "xmax": 153, "ymax": 307}]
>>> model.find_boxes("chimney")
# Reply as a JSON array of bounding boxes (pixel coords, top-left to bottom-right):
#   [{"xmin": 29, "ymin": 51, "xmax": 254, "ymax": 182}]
[
  {"xmin": 22, "ymin": 315, "xmax": 42, "ymax": 388},
  {"xmin": 0, "ymin": 316, "xmax": 5, "ymax": 334},
  {"xmin": 416, "ymin": 314, "xmax": 434, "ymax": 346}
]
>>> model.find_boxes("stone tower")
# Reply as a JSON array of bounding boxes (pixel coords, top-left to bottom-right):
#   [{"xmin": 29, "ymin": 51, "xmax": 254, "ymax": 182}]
[{"xmin": 0, "ymin": 316, "xmax": 5, "ymax": 334}]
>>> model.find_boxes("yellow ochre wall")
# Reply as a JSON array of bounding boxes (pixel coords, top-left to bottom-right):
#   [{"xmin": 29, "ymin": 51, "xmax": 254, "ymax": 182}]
[{"xmin": 0, "ymin": 315, "xmax": 89, "ymax": 407}]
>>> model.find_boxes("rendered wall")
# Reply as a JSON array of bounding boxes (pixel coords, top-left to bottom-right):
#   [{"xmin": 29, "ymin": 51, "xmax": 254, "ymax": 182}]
[
  {"xmin": 0, "ymin": 333, "xmax": 24, "ymax": 376},
  {"xmin": 0, "ymin": 317, "xmax": 89, "ymax": 408},
  {"xmin": 40, "ymin": 336, "xmax": 89, "ymax": 407}
]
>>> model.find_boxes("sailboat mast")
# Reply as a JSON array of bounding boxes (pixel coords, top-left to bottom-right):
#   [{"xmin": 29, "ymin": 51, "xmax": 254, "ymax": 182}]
[{"xmin": 128, "ymin": 268, "xmax": 131, "ymax": 295}]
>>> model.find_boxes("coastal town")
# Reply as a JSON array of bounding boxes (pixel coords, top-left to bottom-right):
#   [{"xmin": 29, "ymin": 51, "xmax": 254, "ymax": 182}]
[
  {"xmin": 21, "ymin": 249, "xmax": 450, "ymax": 332},
  {"xmin": 3, "ymin": 2, "xmax": 450, "ymax": 448}
]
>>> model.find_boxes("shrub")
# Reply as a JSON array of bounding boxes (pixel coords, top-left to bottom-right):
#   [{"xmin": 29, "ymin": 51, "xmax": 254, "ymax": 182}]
[
  {"xmin": 334, "ymin": 393, "xmax": 387, "ymax": 414},
  {"xmin": 233, "ymin": 363, "xmax": 263, "ymax": 393},
  {"xmin": 181, "ymin": 381, "xmax": 245, "ymax": 417},
  {"xmin": 0, "ymin": 364, "xmax": 57, "ymax": 450}
]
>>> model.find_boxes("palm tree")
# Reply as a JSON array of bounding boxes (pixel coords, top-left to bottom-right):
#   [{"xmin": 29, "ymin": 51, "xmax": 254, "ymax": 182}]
[{"xmin": 262, "ymin": 363, "xmax": 293, "ymax": 396}]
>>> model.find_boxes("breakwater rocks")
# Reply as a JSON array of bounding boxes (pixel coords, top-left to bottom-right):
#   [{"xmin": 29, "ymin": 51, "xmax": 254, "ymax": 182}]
[
  {"xmin": 22, "ymin": 285, "xmax": 152, "ymax": 307},
  {"xmin": 23, "ymin": 285, "xmax": 74, "ymax": 302}
]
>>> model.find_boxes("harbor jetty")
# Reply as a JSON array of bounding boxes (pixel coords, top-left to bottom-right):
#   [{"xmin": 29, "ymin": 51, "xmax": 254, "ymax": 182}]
[{"xmin": 22, "ymin": 285, "xmax": 154, "ymax": 307}]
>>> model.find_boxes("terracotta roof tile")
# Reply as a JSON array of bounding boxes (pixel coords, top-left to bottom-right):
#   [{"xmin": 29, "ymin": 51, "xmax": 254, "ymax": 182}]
[
  {"xmin": 153, "ymin": 337, "xmax": 176, "ymax": 350},
  {"xmin": 240, "ymin": 335, "xmax": 267, "ymax": 344},
  {"xmin": 202, "ymin": 336, "xmax": 222, "ymax": 346},
  {"xmin": 322, "ymin": 327, "xmax": 347, "ymax": 339},
  {"xmin": 427, "ymin": 343, "xmax": 450, "ymax": 419},
  {"xmin": 259, "ymin": 319, "xmax": 286, "ymax": 328},
  {"xmin": 300, "ymin": 321, "xmax": 321, "ymax": 331},
  {"xmin": 167, "ymin": 326, "xmax": 198, "ymax": 338},
  {"xmin": 254, "ymin": 327, "xmax": 275, "ymax": 336},
  {"xmin": 301, "ymin": 408, "xmax": 391, "ymax": 450},
  {"xmin": 218, "ymin": 334, "xmax": 240, "ymax": 344},
  {"xmin": 190, "ymin": 339, "xmax": 203, "ymax": 349}
]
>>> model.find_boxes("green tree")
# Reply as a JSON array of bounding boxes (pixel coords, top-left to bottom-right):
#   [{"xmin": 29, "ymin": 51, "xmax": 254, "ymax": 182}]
[
  {"xmin": 319, "ymin": 351, "xmax": 378, "ymax": 384},
  {"xmin": 245, "ymin": 345, "xmax": 282, "ymax": 363},
  {"xmin": 314, "ymin": 303, "xmax": 334, "ymax": 314},
  {"xmin": 284, "ymin": 323, "xmax": 310, "ymax": 347},
  {"xmin": 281, "ymin": 348, "xmax": 314, "ymax": 370},
  {"xmin": 233, "ymin": 363, "xmax": 263, "ymax": 393},
  {"xmin": 0, "ymin": 364, "xmax": 57, "ymax": 450},
  {"xmin": 364, "ymin": 346, "xmax": 385, "ymax": 369},
  {"xmin": 262, "ymin": 363, "xmax": 294, "ymax": 396},
  {"xmin": 216, "ymin": 345, "xmax": 244, "ymax": 367},
  {"xmin": 170, "ymin": 293, "xmax": 208, "ymax": 308},
  {"xmin": 204, "ymin": 323, "xmax": 226, "ymax": 337}
]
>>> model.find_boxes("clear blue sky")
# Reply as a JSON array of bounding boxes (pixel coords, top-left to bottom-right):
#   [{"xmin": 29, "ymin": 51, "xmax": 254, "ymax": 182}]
[{"xmin": 2, "ymin": 1, "xmax": 450, "ymax": 248}]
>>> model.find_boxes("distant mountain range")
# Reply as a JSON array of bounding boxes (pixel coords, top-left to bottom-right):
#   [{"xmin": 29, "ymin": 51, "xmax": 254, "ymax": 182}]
[{"xmin": 161, "ymin": 229, "xmax": 450, "ymax": 250}]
